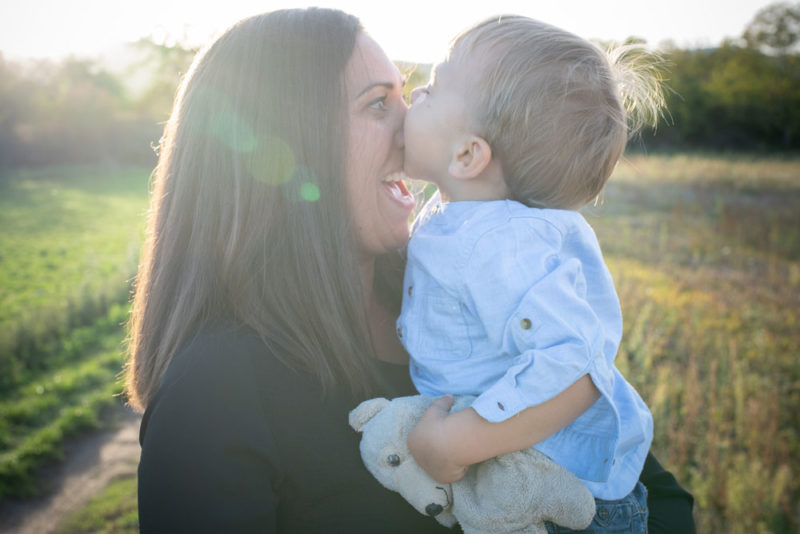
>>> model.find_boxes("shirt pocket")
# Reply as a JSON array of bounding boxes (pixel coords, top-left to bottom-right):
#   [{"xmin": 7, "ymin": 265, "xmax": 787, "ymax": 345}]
[{"xmin": 403, "ymin": 288, "xmax": 472, "ymax": 361}]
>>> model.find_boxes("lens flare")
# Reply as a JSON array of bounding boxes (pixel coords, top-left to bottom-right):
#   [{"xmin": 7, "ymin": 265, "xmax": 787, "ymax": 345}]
[
  {"xmin": 244, "ymin": 135, "xmax": 296, "ymax": 186},
  {"xmin": 211, "ymin": 109, "xmax": 258, "ymax": 153},
  {"xmin": 299, "ymin": 182, "xmax": 320, "ymax": 202}
]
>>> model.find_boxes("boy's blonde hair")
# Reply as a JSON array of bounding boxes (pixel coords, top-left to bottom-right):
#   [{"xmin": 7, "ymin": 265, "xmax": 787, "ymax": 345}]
[{"xmin": 451, "ymin": 16, "xmax": 665, "ymax": 209}]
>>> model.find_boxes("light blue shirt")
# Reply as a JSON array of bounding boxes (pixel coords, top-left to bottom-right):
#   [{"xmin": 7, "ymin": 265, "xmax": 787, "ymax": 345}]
[{"xmin": 397, "ymin": 198, "xmax": 653, "ymax": 500}]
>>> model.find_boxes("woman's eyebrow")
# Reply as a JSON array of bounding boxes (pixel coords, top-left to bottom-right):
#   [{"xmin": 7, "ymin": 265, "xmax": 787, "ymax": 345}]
[{"xmin": 356, "ymin": 78, "xmax": 405, "ymax": 99}]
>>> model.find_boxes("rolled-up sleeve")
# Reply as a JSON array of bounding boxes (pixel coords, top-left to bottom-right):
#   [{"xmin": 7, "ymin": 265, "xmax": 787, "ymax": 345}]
[{"xmin": 463, "ymin": 216, "xmax": 616, "ymax": 425}]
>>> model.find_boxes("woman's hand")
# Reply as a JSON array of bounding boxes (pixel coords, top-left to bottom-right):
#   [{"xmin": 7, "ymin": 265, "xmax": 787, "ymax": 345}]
[{"xmin": 407, "ymin": 395, "xmax": 471, "ymax": 483}]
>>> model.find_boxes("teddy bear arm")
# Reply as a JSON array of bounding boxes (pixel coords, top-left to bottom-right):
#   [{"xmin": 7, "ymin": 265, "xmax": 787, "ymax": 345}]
[{"xmin": 529, "ymin": 463, "xmax": 596, "ymax": 530}]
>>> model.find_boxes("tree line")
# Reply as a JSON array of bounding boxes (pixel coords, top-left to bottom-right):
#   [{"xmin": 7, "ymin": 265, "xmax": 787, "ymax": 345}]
[
  {"xmin": 0, "ymin": 3, "xmax": 798, "ymax": 174},
  {"xmin": 0, "ymin": 37, "xmax": 197, "ymax": 171},
  {"xmin": 629, "ymin": 2, "xmax": 800, "ymax": 151}
]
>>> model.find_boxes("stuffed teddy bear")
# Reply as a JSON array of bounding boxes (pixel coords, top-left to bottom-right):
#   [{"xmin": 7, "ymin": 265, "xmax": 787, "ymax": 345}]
[{"xmin": 349, "ymin": 395, "xmax": 596, "ymax": 534}]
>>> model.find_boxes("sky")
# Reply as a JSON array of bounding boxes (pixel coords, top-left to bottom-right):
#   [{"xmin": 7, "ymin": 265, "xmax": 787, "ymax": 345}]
[{"xmin": 0, "ymin": 0, "xmax": 780, "ymax": 64}]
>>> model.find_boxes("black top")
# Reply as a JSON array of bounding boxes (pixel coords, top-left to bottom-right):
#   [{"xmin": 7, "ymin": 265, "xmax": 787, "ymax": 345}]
[{"xmin": 138, "ymin": 322, "xmax": 694, "ymax": 533}]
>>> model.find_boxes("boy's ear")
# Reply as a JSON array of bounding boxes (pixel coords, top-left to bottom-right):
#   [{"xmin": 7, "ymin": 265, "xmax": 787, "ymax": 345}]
[{"xmin": 448, "ymin": 135, "xmax": 492, "ymax": 180}]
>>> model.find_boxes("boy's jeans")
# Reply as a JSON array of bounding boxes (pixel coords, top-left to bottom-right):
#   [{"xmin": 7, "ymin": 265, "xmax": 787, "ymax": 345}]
[{"xmin": 545, "ymin": 482, "xmax": 648, "ymax": 534}]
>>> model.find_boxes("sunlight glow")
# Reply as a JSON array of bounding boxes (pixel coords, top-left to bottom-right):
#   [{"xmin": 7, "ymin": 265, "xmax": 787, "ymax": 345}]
[{"xmin": 0, "ymin": 0, "xmax": 781, "ymax": 64}]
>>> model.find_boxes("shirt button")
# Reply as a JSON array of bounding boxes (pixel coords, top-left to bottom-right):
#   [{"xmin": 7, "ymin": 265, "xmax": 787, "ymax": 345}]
[
  {"xmin": 407, "ymin": 285, "xmax": 413, "ymax": 297},
  {"xmin": 497, "ymin": 402, "xmax": 505, "ymax": 410},
  {"xmin": 520, "ymin": 318, "xmax": 532, "ymax": 330},
  {"xmin": 396, "ymin": 326, "xmax": 403, "ymax": 338}
]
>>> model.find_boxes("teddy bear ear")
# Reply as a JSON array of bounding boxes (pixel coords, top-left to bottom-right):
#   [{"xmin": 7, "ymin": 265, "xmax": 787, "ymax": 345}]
[{"xmin": 349, "ymin": 397, "xmax": 391, "ymax": 432}]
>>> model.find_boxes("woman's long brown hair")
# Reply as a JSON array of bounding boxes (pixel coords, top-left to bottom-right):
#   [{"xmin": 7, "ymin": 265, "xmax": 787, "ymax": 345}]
[{"xmin": 125, "ymin": 8, "xmax": 384, "ymax": 411}]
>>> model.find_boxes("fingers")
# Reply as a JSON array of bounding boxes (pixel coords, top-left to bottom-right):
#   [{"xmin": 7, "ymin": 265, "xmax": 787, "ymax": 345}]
[
  {"xmin": 429, "ymin": 394, "xmax": 455, "ymax": 413},
  {"xmin": 416, "ymin": 395, "xmax": 454, "ymax": 426}
]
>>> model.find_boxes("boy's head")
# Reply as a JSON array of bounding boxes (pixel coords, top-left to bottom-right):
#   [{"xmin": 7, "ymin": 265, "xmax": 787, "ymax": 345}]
[
  {"xmin": 405, "ymin": 15, "xmax": 663, "ymax": 210},
  {"xmin": 403, "ymin": 42, "xmax": 508, "ymax": 203}
]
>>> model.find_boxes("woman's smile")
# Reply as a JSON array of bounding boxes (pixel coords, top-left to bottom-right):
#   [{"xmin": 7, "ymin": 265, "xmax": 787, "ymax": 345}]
[{"xmin": 381, "ymin": 171, "xmax": 415, "ymax": 208}]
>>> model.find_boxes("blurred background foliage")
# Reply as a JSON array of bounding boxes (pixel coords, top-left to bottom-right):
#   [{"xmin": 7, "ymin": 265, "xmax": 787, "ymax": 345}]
[
  {"xmin": 0, "ymin": 35, "xmax": 198, "ymax": 173},
  {"xmin": 1, "ymin": 2, "xmax": 799, "ymax": 178}
]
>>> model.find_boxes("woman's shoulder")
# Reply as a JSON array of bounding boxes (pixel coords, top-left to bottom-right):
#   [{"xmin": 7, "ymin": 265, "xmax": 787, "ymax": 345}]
[
  {"xmin": 140, "ymin": 321, "xmax": 298, "ymax": 443},
  {"xmin": 161, "ymin": 321, "xmax": 270, "ymax": 385},
  {"xmin": 158, "ymin": 320, "xmax": 305, "ymax": 397}
]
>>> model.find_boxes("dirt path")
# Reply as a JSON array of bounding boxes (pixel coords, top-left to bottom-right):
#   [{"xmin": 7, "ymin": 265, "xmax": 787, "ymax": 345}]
[{"xmin": 0, "ymin": 405, "xmax": 142, "ymax": 534}]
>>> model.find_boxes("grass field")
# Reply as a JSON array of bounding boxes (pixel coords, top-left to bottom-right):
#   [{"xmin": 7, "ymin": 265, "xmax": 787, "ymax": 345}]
[
  {"xmin": 1, "ymin": 155, "xmax": 798, "ymax": 532},
  {"xmin": 0, "ymin": 166, "xmax": 150, "ymax": 498},
  {"xmin": 591, "ymin": 154, "xmax": 799, "ymax": 533},
  {"xmin": 56, "ymin": 475, "xmax": 138, "ymax": 534}
]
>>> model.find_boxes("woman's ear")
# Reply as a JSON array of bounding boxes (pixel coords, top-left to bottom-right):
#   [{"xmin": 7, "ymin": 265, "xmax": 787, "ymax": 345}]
[{"xmin": 448, "ymin": 135, "xmax": 492, "ymax": 181}]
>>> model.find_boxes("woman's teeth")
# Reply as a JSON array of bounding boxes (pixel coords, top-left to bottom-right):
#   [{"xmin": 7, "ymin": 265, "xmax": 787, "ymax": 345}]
[
  {"xmin": 381, "ymin": 171, "xmax": 409, "ymax": 184},
  {"xmin": 387, "ymin": 182, "xmax": 405, "ymax": 200},
  {"xmin": 381, "ymin": 171, "xmax": 413, "ymax": 202}
]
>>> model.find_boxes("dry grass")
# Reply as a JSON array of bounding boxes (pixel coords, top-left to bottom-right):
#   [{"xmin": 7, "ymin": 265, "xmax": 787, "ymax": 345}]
[{"xmin": 587, "ymin": 153, "xmax": 800, "ymax": 533}]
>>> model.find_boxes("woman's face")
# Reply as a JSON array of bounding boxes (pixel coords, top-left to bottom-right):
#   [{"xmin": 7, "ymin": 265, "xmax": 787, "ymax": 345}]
[{"xmin": 345, "ymin": 33, "xmax": 414, "ymax": 259}]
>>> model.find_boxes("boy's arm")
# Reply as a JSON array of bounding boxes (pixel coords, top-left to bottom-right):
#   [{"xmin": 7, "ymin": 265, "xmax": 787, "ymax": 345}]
[{"xmin": 407, "ymin": 374, "xmax": 600, "ymax": 483}]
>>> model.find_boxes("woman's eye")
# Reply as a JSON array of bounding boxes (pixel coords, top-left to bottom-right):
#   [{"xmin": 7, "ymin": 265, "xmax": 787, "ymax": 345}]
[{"xmin": 369, "ymin": 96, "xmax": 388, "ymax": 111}]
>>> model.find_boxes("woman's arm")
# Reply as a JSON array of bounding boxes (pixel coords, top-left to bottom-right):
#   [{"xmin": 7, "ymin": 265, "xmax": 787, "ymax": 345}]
[
  {"xmin": 641, "ymin": 452, "xmax": 696, "ymax": 534},
  {"xmin": 137, "ymin": 331, "xmax": 282, "ymax": 533},
  {"xmin": 139, "ymin": 416, "xmax": 280, "ymax": 533},
  {"xmin": 408, "ymin": 374, "xmax": 600, "ymax": 483}
]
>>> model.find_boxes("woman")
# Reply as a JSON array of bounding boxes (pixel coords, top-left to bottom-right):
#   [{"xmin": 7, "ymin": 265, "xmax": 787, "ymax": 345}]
[{"xmin": 126, "ymin": 8, "xmax": 694, "ymax": 533}]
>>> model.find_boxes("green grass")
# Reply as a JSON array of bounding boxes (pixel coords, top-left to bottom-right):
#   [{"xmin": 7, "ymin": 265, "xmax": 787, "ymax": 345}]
[
  {"xmin": 0, "ymin": 165, "xmax": 149, "ymax": 390},
  {"xmin": 0, "ymin": 322, "xmax": 129, "ymax": 498},
  {"xmin": 56, "ymin": 475, "xmax": 138, "ymax": 534},
  {"xmin": 0, "ymin": 166, "xmax": 149, "ymax": 498}
]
